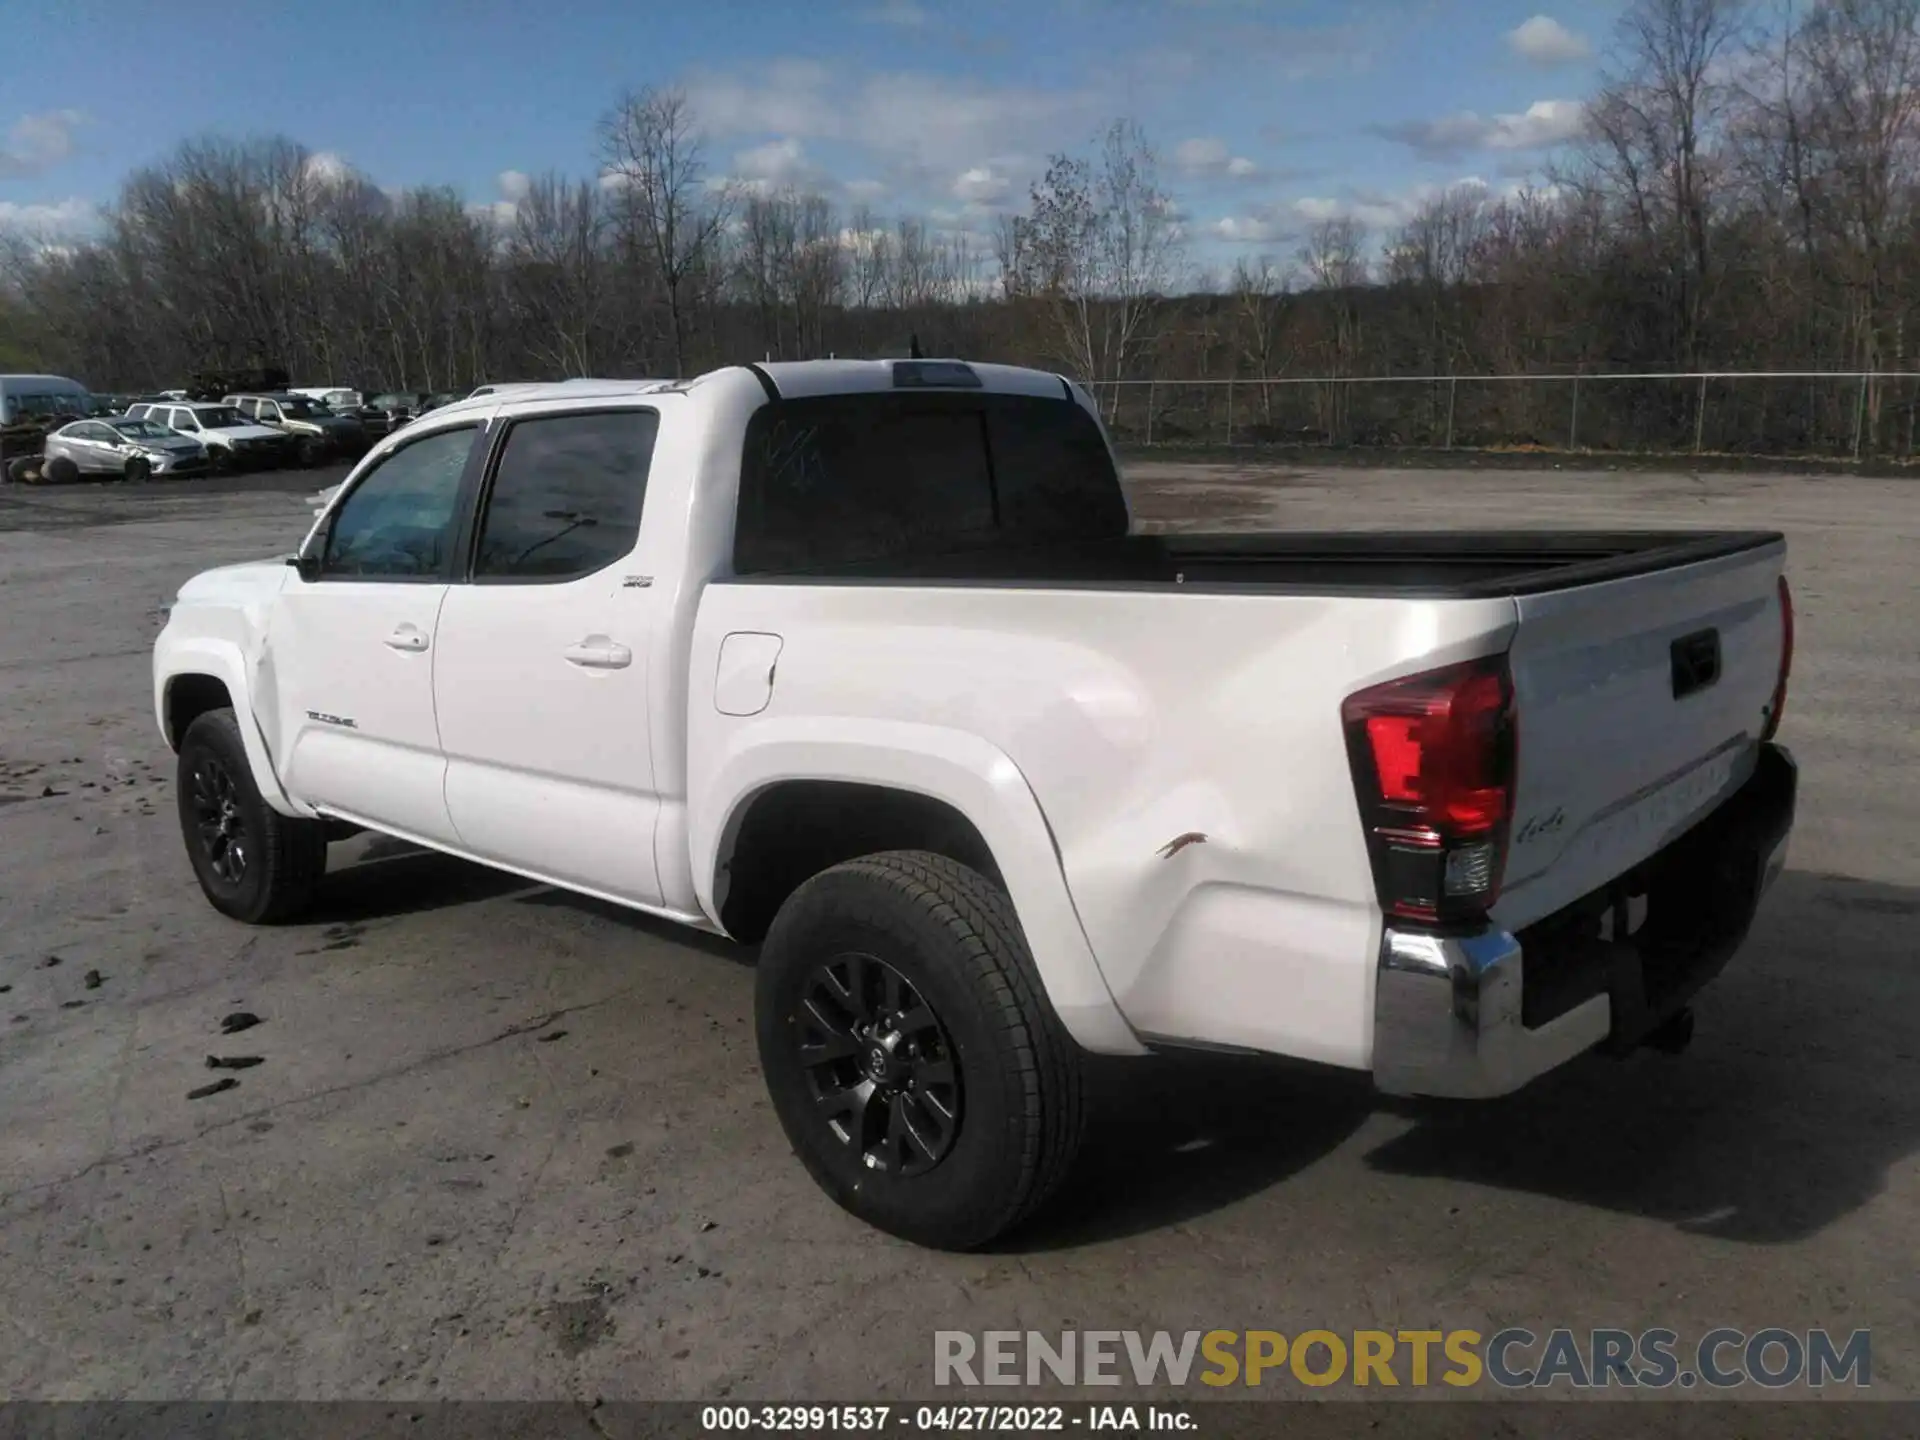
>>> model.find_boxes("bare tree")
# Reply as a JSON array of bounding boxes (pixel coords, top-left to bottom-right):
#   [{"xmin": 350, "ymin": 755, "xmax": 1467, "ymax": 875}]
[
  {"xmin": 1012, "ymin": 120, "xmax": 1184, "ymax": 390},
  {"xmin": 599, "ymin": 86, "xmax": 731, "ymax": 377},
  {"xmin": 1228, "ymin": 255, "xmax": 1295, "ymax": 425},
  {"xmin": 1570, "ymin": 0, "xmax": 1752, "ymax": 363}
]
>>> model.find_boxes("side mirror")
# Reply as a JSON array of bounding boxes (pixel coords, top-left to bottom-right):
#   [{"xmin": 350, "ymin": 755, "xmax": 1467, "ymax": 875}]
[{"xmin": 286, "ymin": 551, "xmax": 323, "ymax": 582}]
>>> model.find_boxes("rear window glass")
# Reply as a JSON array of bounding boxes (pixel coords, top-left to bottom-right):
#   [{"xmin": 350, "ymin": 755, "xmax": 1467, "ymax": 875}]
[{"xmin": 733, "ymin": 392, "xmax": 1126, "ymax": 575}]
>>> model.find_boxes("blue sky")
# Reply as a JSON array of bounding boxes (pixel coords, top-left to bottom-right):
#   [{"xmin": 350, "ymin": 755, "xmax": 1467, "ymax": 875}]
[{"xmin": 1, "ymin": 0, "xmax": 1620, "ymax": 266}]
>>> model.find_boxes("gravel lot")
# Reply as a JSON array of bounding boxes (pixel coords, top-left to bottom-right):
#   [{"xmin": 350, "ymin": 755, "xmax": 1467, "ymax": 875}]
[{"xmin": 0, "ymin": 459, "xmax": 1915, "ymax": 1405}]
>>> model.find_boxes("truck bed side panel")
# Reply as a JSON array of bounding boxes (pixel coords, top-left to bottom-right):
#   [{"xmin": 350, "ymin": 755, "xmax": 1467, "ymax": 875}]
[{"xmin": 687, "ymin": 581, "xmax": 1518, "ymax": 1068}]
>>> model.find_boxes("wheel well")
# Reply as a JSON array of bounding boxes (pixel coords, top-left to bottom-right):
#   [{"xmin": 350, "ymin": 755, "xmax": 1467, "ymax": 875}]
[
  {"xmin": 717, "ymin": 781, "xmax": 1003, "ymax": 942},
  {"xmin": 164, "ymin": 673, "xmax": 233, "ymax": 750}
]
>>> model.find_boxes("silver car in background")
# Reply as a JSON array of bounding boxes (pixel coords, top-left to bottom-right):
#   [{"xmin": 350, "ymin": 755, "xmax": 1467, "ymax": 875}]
[{"xmin": 41, "ymin": 416, "xmax": 209, "ymax": 482}]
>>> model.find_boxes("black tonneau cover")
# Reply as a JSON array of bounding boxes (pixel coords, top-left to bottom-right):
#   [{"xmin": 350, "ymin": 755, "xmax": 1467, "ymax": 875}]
[{"xmin": 719, "ymin": 529, "xmax": 1786, "ymax": 600}]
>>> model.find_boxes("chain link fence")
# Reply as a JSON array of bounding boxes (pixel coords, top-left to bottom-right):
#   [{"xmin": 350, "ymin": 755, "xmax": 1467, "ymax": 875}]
[{"xmin": 1083, "ymin": 372, "xmax": 1918, "ymax": 462}]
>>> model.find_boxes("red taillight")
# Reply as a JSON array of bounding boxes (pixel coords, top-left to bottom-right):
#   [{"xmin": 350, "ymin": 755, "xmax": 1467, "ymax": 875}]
[
  {"xmin": 1762, "ymin": 574, "xmax": 1793, "ymax": 742},
  {"xmin": 1342, "ymin": 654, "xmax": 1517, "ymax": 926}
]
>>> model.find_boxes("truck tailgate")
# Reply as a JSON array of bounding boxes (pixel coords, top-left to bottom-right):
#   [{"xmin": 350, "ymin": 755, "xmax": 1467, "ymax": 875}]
[{"xmin": 1494, "ymin": 533, "xmax": 1789, "ymax": 931}]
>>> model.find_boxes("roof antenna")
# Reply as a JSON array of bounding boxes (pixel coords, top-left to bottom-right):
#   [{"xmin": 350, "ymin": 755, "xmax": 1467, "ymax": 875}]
[{"xmin": 908, "ymin": 333, "xmax": 924, "ymax": 360}]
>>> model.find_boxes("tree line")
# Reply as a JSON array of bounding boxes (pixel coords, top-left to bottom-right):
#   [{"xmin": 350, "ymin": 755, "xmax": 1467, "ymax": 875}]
[{"xmin": 5, "ymin": 0, "xmax": 1920, "ymax": 457}]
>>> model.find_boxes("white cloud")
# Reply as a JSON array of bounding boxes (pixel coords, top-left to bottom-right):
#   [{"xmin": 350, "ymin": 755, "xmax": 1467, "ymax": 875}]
[
  {"xmin": 467, "ymin": 201, "xmax": 519, "ymax": 228},
  {"xmin": 0, "ymin": 196, "xmax": 96, "ymax": 236},
  {"xmin": 732, "ymin": 137, "xmax": 815, "ymax": 187},
  {"xmin": 681, "ymin": 58, "xmax": 1101, "ymax": 201},
  {"xmin": 465, "ymin": 170, "xmax": 537, "ymax": 229},
  {"xmin": 303, "ymin": 151, "xmax": 355, "ymax": 188},
  {"xmin": 1210, "ymin": 177, "xmax": 1498, "ymax": 244},
  {"xmin": 951, "ymin": 165, "xmax": 1012, "ymax": 204},
  {"xmin": 0, "ymin": 110, "xmax": 88, "ymax": 179},
  {"xmin": 1175, "ymin": 136, "xmax": 1229, "ymax": 171},
  {"xmin": 1376, "ymin": 99, "xmax": 1585, "ymax": 156},
  {"xmin": 1208, "ymin": 214, "xmax": 1291, "ymax": 245},
  {"xmin": 1506, "ymin": 16, "xmax": 1593, "ymax": 66},
  {"xmin": 1173, "ymin": 136, "xmax": 1261, "ymax": 181}
]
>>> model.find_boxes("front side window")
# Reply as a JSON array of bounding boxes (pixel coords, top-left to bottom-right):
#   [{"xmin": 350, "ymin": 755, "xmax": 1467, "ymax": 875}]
[
  {"xmin": 320, "ymin": 426, "xmax": 477, "ymax": 580},
  {"xmin": 472, "ymin": 409, "xmax": 657, "ymax": 582}
]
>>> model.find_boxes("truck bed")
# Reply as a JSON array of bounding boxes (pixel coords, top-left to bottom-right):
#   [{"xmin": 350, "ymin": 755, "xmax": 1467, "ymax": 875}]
[{"xmin": 724, "ymin": 529, "xmax": 1784, "ymax": 598}]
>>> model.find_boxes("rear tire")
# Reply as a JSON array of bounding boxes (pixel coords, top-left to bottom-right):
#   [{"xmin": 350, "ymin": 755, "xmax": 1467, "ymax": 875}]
[
  {"xmin": 755, "ymin": 850, "xmax": 1086, "ymax": 1250},
  {"xmin": 176, "ymin": 708, "xmax": 328, "ymax": 924},
  {"xmin": 45, "ymin": 455, "xmax": 78, "ymax": 484}
]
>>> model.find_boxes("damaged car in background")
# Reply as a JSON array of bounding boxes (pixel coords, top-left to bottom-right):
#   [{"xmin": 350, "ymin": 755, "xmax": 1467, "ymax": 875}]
[{"xmin": 40, "ymin": 415, "xmax": 210, "ymax": 481}]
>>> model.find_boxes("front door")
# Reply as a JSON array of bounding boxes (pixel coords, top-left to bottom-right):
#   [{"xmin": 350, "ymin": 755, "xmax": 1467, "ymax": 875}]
[
  {"xmin": 433, "ymin": 406, "xmax": 664, "ymax": 904},
  {"xmin": 259, "ymin": 422, "xmax": 482, "ymax": 845}
]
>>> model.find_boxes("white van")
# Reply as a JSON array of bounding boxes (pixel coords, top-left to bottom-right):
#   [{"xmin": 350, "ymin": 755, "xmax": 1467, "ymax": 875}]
[{"xmin": 0, "ymin": 373, "xmax": 91, "ymax": 428}]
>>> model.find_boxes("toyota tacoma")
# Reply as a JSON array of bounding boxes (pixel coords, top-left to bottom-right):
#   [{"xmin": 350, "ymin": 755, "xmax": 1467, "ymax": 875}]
[{"xmin": 152, "ymin": 360, "xmax": 1798, "ymax": 1249}]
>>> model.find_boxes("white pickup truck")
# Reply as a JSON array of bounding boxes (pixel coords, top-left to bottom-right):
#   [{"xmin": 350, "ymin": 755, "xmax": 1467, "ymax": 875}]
[{"xmin": 153, "ymin": 359, "xmax": 1798, "ymax": 1249}]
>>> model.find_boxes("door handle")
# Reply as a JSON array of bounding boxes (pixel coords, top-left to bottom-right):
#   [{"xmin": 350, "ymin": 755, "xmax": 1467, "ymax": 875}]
[
  {"xmin": 563, "ymin": 637, "xmax": 633, "ymax": 669},
  {"xmin": 384, "ymin": 625, "xmax": 429, "ymax": 652}
]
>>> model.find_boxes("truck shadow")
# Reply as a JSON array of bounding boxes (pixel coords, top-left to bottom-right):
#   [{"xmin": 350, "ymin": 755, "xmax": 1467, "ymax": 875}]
[
  {"xmin": 1019, "ymin": 869, "xmax": 1919, "ymax": 1251},
  {"xmin": 305, "ymin": 836, "xmax": 531, "ymax": 922},
  {"xmin": 1013, "ymin": 1051, "xmax": 1376, "ymax": 1250},
  {"xmin": 310, "ymin": 837, "xmax": 754, "ymax": 966}
]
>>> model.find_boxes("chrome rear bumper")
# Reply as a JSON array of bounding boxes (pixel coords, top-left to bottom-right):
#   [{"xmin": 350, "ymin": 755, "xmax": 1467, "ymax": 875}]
[{"xmin": 1372, "ymin": 743, "xmax": 1797, "ymax": 1100}]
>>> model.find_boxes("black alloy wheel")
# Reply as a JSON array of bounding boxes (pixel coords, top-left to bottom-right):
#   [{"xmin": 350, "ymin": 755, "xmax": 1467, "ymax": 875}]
[
  {"xmin": 173, "ymin": 707, "xmax": 328, "ymax": 923},
  {"xmin": 795, "ymin": 950, "xmax": 962, "ymax": 1177},
  {"xmin": 755, "ymin": 851, "xmax": 1087, "ymax": 1250},
  {"xmin": 188, "ymin": 750, "xmax": 250, "ymax": 887}
]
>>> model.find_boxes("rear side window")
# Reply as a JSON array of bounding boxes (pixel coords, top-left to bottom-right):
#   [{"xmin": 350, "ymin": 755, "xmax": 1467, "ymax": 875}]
[
  {"xmin": 733, "ymin": 392, "xmax": 1126, "ymax": 574},
  {"xmin": 472, "ymin": 409, "xmax": 658, "ymax": 582}
]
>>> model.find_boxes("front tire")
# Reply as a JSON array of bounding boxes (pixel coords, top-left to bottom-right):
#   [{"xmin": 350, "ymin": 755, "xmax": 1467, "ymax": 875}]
[
  {"xmin": 176, "ymin": 708, "xmax": 328, "ymax": 924},
  {"xmin": 755, "ymin": 851, "xmax": 1086, "ymax": 1250},
  {"xmin": 297, "ymin": 437, "xmax": 323, "ymax": 468},
  {"xmin": 124, "ymin": 455, "xmax": 152, "ymax": 483},
  {"xmin": 207, "ymin": 448, "xmax": 232, "ymax": 475}
]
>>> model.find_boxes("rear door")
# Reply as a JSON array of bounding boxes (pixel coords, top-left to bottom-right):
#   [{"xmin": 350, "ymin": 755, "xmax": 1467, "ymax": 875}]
[
  {"xmin": 432, "ymin": 405, "xmax": 665, "ymax": 904},
  {"xmin": 63, "ymin": 423, "xmax": 114, "ymax": 472},
  {"xmin": 259, "ymin": 422, "xmax": 483, "ymax": 843},
  {"xmin": 1495, "ymin": 538, "xmax": 1789, "ymax": 930}
]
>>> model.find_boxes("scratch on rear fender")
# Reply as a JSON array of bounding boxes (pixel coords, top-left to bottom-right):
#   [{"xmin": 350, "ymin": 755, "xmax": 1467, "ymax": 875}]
[{"xmin": 1156, "ymin": 831, "xmax": 1208, "ymax": 859}]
